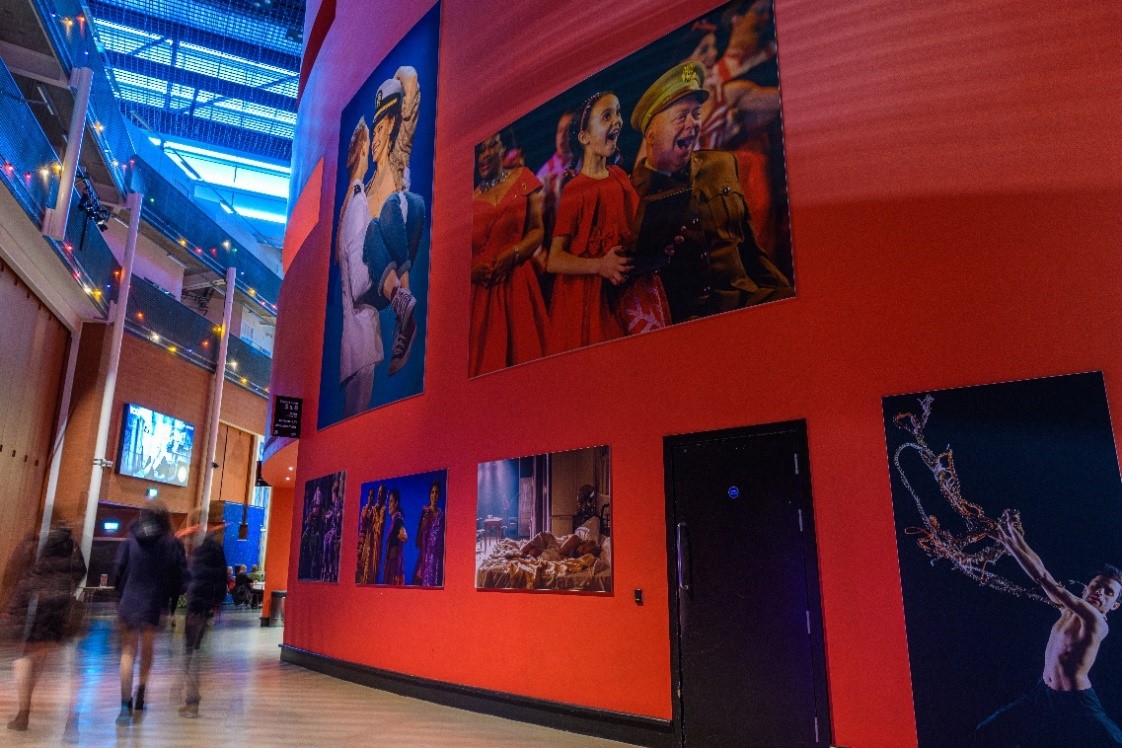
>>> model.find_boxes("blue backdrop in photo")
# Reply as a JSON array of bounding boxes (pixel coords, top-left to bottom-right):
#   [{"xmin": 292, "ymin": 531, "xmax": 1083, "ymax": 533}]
[
  {"xmin": 319, "ymin": 4, "xmax": 440, "ymax": 428},
  {"xmin": 358, "ymin": 468, "xmax": 446, "ymax": 587},
  {"xmin": 476, "ymin": 458, "xmax": 519, "ymax": 528},
  {"xmin": 883, "ymin": 372, "xmax": 1122, "ymax": 747}
]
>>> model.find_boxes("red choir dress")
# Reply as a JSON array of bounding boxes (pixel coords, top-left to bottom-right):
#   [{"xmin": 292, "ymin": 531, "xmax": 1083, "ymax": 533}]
[
  {"xmin": 470, "ymin": 167, "xmax": 549, "ymax": 376},
  {"xmin": 548, "ymin": 166, "xmax": 669, "ymax": 353}
]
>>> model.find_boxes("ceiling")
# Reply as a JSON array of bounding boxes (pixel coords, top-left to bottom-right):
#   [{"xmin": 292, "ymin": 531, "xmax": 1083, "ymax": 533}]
[{"xmin": 88, "ymin": 0, "xmax": 304, "ymax": 165}]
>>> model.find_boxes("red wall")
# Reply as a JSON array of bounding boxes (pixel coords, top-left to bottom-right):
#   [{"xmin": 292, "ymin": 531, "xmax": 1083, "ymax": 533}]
[{"xmin": 269, "ymin": 1, "xmax": 1122, "ymax": 746}]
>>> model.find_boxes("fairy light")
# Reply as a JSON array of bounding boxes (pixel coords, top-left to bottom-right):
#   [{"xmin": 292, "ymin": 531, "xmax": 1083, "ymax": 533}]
[{"xmin": 168, "ymin": 345, "xmax": 178, "ymax": 354}]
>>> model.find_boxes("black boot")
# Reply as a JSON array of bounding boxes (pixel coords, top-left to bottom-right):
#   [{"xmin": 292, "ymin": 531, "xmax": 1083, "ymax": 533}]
[
  {"xmin": 134, "ymin": 684, "xmax": 146, "ymax": 712},
  {"xmin": 6, "ymin": 710, "xmax": 29, "ymax": 731}
]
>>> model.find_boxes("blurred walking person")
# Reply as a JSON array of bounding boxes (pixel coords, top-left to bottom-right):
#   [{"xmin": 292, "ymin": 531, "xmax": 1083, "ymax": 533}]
[
  {"xmin": 179, "ymin": 518, "xmax": 227, "ymax": 717},
  {"xmin": 112, "ymin": 501, "xmax": 185, "ymax": 726},
  {"xmin": 4, "ymin": 525, "xmax": 86, "ymax": 735}
]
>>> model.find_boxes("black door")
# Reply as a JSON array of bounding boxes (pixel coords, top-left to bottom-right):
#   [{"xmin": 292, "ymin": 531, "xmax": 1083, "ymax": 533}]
[{"xmin": 666, "ymin": 423, "xmax": 831, "ymax": 747}]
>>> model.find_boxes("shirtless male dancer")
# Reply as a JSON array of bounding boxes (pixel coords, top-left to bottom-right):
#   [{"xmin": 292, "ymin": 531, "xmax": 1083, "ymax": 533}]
[{"xmin": 974, "ymin": 511, "xmax": 1122, "ymax": 746}]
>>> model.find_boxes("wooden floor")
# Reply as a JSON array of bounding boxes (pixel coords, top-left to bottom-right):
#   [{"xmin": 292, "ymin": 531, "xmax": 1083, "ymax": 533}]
[{"xmin": 0, "ymin": 610, "xmax": 635, "ymax": 746}]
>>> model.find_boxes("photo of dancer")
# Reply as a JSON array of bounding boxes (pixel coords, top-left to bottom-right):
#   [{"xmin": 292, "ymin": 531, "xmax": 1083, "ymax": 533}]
[
  {"xmin": 355, "ymin": 469, "xmax": 446, "ymax": 588},
  {"xmin": 882, "ymin": 373, "xmax": 1122, "ymax": 747},
  {"xmin": 297, "ymin": 471, "xmax": 345, "ymax": 583},
  {"xmin": 319, "ymin": 4, "xmax": 439, "ymax": 426},
  {"xmin": 469, "ymin": 0, "xmax": 793, "ymax": 376}
]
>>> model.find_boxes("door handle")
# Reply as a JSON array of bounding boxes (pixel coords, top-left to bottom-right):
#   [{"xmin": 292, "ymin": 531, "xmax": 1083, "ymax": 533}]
[{"xmin": 676, "ymin": 522, "xmax": 691, "ymax": 593}]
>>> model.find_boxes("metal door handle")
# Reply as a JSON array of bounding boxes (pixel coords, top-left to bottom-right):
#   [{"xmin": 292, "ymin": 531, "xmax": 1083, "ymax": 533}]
[{"xmin": 676, "ymin": 522, "xmax": 691, "ymax": 593}]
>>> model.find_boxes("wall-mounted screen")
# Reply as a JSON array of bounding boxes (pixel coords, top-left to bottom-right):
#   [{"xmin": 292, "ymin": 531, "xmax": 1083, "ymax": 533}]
[{"xmin": 117, "ymin": 403, "xmax": 196, "ymax": 487}]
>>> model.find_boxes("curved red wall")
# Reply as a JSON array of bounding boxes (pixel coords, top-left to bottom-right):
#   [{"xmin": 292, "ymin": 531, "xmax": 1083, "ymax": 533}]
[{"xmin": 271, "ymin": 1, "xmax": 1122, "ymax": 746}]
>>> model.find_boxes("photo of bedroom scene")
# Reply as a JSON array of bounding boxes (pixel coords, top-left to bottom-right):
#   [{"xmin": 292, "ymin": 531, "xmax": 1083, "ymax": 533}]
[{"xmin": 475, "ymin": 445, "xmax": 612, "ymax": 592}]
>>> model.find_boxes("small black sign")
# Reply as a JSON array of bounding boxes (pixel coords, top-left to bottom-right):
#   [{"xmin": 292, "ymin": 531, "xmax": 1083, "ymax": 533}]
[{"xmin": 272, "ymin": 396, "xmax": 302, "ymax": 438}]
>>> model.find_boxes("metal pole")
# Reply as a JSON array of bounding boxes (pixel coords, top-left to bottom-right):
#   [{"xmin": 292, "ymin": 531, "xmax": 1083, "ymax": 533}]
[
  {"xmin": 78, "ymin": 190, "xmax": 142, "ymax": 569},
  {"xmin": 197, "ymin": 265, "xmax": 238, "ymax": 534},
  {"xmin": 42, "ymin": 67, "xmax": 93, "ymax": 240},
  {"xmin": 37, "ymin": 324, "xmax": 83, "ymax": 552}
]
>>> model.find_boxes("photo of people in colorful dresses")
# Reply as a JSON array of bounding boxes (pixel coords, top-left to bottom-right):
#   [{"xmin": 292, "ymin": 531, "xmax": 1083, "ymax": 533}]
[
  {"xmin": 297, "ymin": 471, "xmax": 346, "ymax": 583},
  {"xmin": 318, "ymin": 4, "xmax": 439, "ymax": 426},
  {"xmin": 470, "ymin": 0, "xmax": 793, "ymax": 376},
  {"xmin": 882, "ymin": 372, "xmax": 1122, "ymax": 747},
  {"xmin": 475, "ymin": 445, "xmax": 612, "ymax": 593},
  {"xmin": 355, "ymin": 469, "xmax": 446, "ymax": 588}
]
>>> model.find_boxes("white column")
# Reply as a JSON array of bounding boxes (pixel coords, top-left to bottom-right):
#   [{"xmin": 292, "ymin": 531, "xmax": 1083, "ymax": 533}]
[
  {"xmin": 42, "ymin": 67, "xmax": 94, "ymax": 240},
  {"xmin": 78, "ymin": 190, "xmax": 142, "ymax": 569},
  {"xmin": 197, "ymin": 265, "xmax": 238, "ymax": 533},
  {"xmin": 37, "ymin": 324, "xmax": 83, "ymax": 552}
]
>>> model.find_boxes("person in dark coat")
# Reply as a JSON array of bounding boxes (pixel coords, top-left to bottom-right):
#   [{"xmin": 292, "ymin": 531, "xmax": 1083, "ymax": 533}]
[
  {"xmin": 180, "ymin": 519, "xmax": 228, "ymax": 717},
  {"xmin": 111, "ymin": 501, "xmax": 185, "ymax": 726},
  {"xmin": 4, "ymin": 525, "xmax": 86, "ymax": 732}
]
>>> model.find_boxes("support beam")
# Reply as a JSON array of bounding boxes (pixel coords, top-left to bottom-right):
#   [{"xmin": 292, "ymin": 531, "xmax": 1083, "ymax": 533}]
[
  {"xmin": 37, "ymin": 325, "xmax": 83, "ymax": 550},
  {"xmin": 42, "ymin": 67, "xmax": 94, "ymax": 240},
  {"xmin": 105, "ymin": 50, "xmax": 296, "ymax": 113},
  {"xmin": 197, "ymin": 264, "xmax": 238, "ymax": 535},
  {"xmin": 79, "ymin": 190, "xmax": 143, "ymax": 571}
]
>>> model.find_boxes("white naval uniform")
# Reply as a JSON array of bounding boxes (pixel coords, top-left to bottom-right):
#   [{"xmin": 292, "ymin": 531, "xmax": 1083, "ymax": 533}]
[{"xmin": 339, "ymin": 179, "xmax": 383, "ymax": 416}]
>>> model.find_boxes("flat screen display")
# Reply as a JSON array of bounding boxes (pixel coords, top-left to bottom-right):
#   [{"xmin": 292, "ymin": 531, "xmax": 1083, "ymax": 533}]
[{"xmin": 117, "ymin": 403, "xmax": 195, "ymax": 487}]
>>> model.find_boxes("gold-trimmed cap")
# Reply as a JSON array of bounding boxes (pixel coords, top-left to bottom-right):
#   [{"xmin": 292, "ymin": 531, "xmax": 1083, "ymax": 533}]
[
  {"xmin": 373, "ymin": 78, "xmax": 403, "ymax": 124},
  {"xmin": 630, "ymin": 62, "xmax": 710, "ymax": 133}
]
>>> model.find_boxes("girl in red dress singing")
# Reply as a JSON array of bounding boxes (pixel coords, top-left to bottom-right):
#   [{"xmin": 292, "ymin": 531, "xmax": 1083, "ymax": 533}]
[
  {"xmin": 469, "ymin": 131, "xmax": 549, "ymax": 376},
  {"xmin": 545, "ymin": 92, "xmax": 670, "ymax": 355}
]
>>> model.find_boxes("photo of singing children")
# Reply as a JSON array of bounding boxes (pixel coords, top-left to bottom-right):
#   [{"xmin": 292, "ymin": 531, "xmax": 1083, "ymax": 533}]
[{"xmin": 470, "ymin": 1, "xmax": 793, "ymax": 376}]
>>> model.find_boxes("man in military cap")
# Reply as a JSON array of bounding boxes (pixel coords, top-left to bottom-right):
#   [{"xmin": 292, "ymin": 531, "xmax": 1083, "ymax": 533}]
[{"xmin": 630, "ymin": 61, "xmax": 792, "ymax": 323}]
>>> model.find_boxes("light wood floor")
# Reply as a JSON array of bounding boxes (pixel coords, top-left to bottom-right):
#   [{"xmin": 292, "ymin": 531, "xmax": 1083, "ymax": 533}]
[{"xmin": 0, "ymin": 610, "xmax": 634, "ymax": 746}]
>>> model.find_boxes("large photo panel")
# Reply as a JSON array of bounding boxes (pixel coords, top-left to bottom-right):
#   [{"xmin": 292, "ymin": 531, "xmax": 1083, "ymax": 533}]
[
  {"xmin": 883, "ymin": 372, "xmax": 1122, "ymax": 747},
  {"xmin": 355, "ymin": 468, "xmax": 447, "ymax": 588},
  {"xmin": 469, "ymin": 0, "xmax": 793, "ymax": 377},
  {"xmin": 476, "ymin": 445, "xmax": 612, "ymax": 593},
  {"xmin": 318, "ymin": 3, "xmax": 440, "ymax": 427},
  {"xmin": 298, "ymin": 470, "xmax": 346, "ymax": 583}
]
